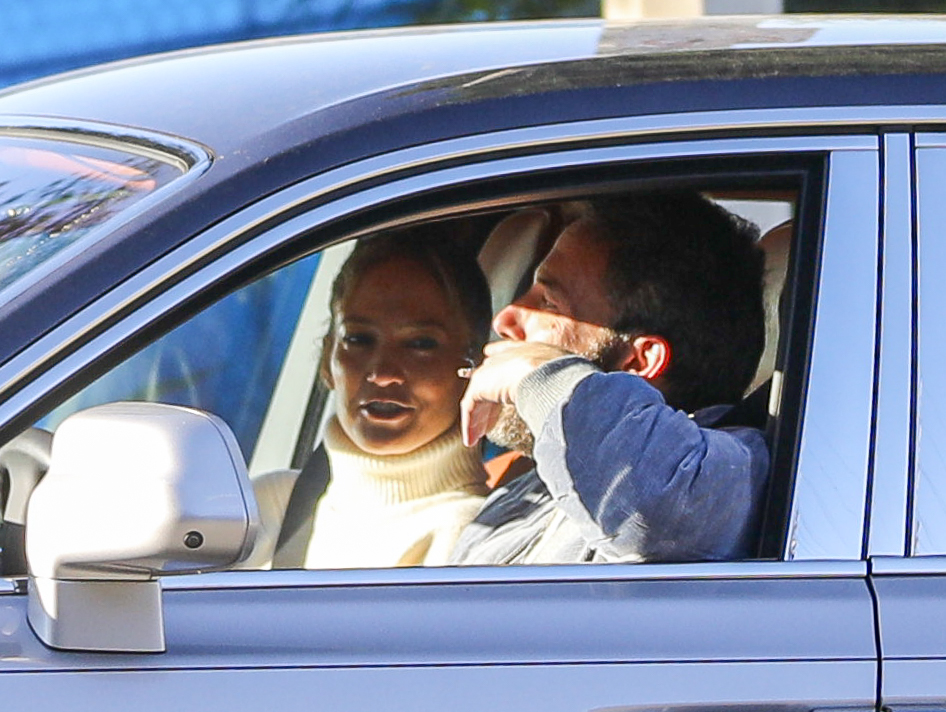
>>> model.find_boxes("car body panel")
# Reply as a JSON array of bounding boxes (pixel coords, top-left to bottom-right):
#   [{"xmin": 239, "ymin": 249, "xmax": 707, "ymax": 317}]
[
  {"xmin": 870, "ymin": 136, "xmax": 946, "ymax": 710},
  {"xmin": 1, "ymin": 562, "xmax": 874, "ymax": 669},
  {"xmin": 909, "ymin": 137, "xmax": 946, "ymax": 557},
  {"xmin": 0, "ymin": 663, "xmax": 877, "ymax": 712},
  {"xmin": 1, "ymin": 563, "xmax": 876, "ymax": 710},
  {"xmin": 867, "ymin": 132, "xmax": 914, "ymax": 559},
  {"xmin": 787, "ymin": 147, "xmax": 879, "ymax": 562},
  {"xmin": 871, "ymin": 558, "xmax": 946, "ymax": 708}
]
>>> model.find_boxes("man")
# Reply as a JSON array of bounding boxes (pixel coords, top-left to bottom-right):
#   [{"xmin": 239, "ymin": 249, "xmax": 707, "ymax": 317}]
[{"xmin": 450, "ymin": 191, "xmax": 770, "ymax": 565}]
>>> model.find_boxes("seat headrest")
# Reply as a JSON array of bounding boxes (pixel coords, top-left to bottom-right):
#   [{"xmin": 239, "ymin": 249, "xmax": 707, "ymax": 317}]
[
  {"xmin": 477, "ymin": 209, "xmax": 552, "ymax": 316},
  {"xmin": 748, "ymin": 219, "xmax": 792, "ymax": 394}
]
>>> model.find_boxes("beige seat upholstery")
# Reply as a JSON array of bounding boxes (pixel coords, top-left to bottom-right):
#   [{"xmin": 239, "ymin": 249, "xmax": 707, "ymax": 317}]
[
  {"xmin": 749, "ymin": 219, "xmax": 792, "ymax": 394},
  {"xmin": 477, "ymin": 208, "xmax": 553, "ymax": 318}
]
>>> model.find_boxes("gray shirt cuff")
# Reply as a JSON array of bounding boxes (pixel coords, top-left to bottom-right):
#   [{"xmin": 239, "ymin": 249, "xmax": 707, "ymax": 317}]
[{"xmin": 516, "ymin": 356, "xmax": 599, "ymax": 437}]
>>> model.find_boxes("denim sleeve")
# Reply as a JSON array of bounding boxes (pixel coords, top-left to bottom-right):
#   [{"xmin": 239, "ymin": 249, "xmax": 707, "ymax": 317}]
[{"xmin": 516, "ymin": 359, "xmax": 770, "ymax": 562}]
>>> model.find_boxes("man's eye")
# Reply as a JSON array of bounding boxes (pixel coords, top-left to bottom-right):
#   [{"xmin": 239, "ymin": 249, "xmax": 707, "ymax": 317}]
[{"xmin": 407, "ymin": 336, "xmax": 439, "ymax": 350}]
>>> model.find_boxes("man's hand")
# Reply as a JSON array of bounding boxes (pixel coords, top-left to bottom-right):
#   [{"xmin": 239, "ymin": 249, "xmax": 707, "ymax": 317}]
[{"xmin": 459, "ymin": 340, "xmax": 573, "ymax": 447}]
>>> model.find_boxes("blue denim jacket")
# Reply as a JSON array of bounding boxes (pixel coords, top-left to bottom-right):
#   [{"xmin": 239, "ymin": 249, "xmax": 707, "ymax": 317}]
[{"xmin": 451, "ymin": 357, "xmax": 770, "ymax": 565}]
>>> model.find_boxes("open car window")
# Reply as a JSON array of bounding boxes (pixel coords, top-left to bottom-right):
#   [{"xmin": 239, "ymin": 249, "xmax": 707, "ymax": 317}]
[
  {"xmin": 3, "ymin": 174, "xmax": 805, "ymax": 577},
  {"xmin": 36, "ymin": 253, "xmax": 319, "ymax": 458}
]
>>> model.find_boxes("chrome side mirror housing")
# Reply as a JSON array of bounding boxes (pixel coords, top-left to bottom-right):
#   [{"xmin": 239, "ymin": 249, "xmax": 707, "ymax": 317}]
[{"xmin": 25, "ymin": 402, "xmax": 259, "ymax": 653}]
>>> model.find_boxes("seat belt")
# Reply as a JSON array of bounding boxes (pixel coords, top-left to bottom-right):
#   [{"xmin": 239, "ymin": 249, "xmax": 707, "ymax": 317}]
[
  {"xmin": 713, "ymin": 379, "xmax": 771, "ymax": 432},
  {"xmin": 272, "ymin": 443, "xmax": 330, "ymax": 568}
]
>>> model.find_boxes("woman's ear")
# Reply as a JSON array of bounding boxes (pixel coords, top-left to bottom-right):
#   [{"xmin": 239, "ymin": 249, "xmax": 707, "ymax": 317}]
[{"xmin": 619, "ymin": 335, "xmax": 671, "ymax": 380}]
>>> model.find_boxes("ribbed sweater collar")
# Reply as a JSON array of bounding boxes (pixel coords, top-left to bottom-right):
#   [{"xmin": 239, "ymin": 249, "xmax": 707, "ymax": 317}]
[{"xmin": 322, "ymin": 417, "xmax": 487, "ymax": 506}]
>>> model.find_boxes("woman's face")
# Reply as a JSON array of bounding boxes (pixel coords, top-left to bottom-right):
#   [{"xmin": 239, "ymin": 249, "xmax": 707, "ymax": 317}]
[{"xmin": 327, "ymin": 257, "xmax": 472, "ymax": 456}]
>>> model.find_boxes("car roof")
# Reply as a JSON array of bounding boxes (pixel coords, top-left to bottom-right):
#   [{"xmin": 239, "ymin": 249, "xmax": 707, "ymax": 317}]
[
  {"xmin": 0, "ymin": 21, "xmax": 602, "ymax": 151},
  {"xmin": 2, "ymin": 15, "xmax": 946, "ymax": 156}
]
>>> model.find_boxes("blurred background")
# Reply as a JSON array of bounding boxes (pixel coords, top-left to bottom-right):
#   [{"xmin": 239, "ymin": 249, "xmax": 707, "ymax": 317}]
[{"xmin": 3, "ymin": 0, "xmax": 944, "ymax": 90}]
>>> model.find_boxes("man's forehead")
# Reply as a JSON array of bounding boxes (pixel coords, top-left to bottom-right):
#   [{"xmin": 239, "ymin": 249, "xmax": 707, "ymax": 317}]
[
  {"xmin": 540, "ymin": 219, "xmax": 607, "ymax": 277},
  {"xmin": 536, "ymin": 219, "xmax": 615, "ymax": 324}
]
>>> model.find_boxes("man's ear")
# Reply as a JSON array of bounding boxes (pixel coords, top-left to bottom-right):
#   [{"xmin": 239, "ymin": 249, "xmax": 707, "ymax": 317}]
[{"xmin": 619, "ymin": 335, "xmax": 671, "ymax": 380}]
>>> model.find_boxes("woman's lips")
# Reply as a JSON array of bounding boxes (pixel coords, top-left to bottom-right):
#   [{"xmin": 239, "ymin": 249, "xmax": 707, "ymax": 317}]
[{"xmin": 359, "ymin": 400, "xmax": 415, "ymax": 422}]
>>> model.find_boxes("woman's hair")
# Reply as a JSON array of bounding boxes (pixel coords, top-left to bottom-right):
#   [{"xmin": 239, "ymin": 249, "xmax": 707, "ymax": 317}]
[{"xmin": 322, "ymin": 222, "xmax": 493, "ymax": 369}]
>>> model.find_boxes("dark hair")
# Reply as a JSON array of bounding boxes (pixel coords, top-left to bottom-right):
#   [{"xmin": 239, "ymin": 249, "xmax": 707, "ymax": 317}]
[
  {"xmin": 323, "ymin": 223, "xmax": 493, "ymax": 366},
  {"xmin": 589, "ymin": 190, "xmax": 765, "ymax": 413}
]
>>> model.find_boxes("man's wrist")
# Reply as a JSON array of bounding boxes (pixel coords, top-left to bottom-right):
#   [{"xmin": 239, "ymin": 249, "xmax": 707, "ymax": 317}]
[{"xmin": 516, "ymin": 356, "xmax": 599, "ymax": 436}]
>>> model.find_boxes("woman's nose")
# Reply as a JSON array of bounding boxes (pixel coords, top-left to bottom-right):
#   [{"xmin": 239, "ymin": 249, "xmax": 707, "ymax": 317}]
[
  {"xmin": 366, "ymin": 350, "xmax": 405, "ymax": 386},
  {"xmin": 492, "ymin": 303, "xmax": 527, "ymax": 341}
]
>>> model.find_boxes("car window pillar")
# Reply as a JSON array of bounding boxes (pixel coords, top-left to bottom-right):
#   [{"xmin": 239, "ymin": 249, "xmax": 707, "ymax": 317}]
[{"xmin": 788, "ymin": 145, "xmax": 880, "ymax": 561}]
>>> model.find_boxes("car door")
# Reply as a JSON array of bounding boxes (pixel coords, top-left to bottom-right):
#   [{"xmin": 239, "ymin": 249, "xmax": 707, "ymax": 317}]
[
  {"xmin": 872, "ymin": 132, "xmax": 946, "ymax": 710},
  {"xmin": 0, "ymin": 117, "xmax": 880, "ymax": 710}
]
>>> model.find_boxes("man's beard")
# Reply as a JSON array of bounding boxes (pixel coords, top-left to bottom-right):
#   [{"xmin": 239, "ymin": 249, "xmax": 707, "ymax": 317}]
[
  {"xmin": 485, "ymin": 403, "xmax": 536, "ymax": 456},
  {"xmin": 485, "ymin": 330, "xmax": 631, "ymax": 456}
]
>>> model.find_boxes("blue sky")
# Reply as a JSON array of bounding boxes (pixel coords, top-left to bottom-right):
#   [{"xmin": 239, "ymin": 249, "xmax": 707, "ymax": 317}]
[{"xmin": 0, "ymin": 0, "xmax": 428, "ymax": 86}]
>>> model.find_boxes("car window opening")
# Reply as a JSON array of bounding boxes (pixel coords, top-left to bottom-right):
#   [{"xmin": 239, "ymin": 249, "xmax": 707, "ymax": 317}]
[{"xmin": 1, "ymin": 180, "xmax": 803, "ymax": 577}]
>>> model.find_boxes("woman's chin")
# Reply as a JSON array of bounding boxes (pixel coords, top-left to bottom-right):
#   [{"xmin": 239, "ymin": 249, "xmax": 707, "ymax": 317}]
[
  {"xmin": 351, "ymin": 424, "xmax": 424, "ymax": 456},
  {"xmin": 347, "ymin": 420, "xmax": 453, "ymax": 457}
]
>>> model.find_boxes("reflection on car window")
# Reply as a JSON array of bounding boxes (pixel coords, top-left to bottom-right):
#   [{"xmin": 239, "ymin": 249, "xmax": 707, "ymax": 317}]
[{"xmin": 0, "ymin": 135, "xmax": 184, "ymax": 293}]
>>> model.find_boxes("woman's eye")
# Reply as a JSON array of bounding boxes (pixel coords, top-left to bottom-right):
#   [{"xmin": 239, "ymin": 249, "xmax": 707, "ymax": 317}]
[
  {"xmin": 407, "ymin": 336, "xmax": 439, "ymax": 351},
  {"xmin": 342, "ymin": 332, "xmax": 373, "ymax": 347}
]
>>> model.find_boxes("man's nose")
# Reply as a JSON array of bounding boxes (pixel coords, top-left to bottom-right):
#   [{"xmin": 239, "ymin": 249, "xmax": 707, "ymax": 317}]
[
  {"xmin": 366, "ymin": 350, "xmax": 405, "ymax": 386},
  {"xmin": 492, "ymin": 303, "xmax": 527, "ymax": 341}
]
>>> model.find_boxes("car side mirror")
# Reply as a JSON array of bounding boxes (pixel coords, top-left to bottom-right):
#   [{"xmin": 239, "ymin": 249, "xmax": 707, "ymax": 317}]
[{"xmin": 25, "ymin": 402, "xmax": 259, "ymax": 653}]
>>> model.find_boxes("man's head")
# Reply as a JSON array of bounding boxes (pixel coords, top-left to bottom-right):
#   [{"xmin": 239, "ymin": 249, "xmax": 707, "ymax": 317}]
[{"xmin": 489, "ymin": 190, "xmax": 765, "ymax": 450}]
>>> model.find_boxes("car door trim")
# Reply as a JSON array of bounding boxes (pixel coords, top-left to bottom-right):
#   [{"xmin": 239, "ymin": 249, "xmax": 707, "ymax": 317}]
[
  {"xmin": 871, "ymin": 554, "xmax": 946, "ymax": 575},
  {"xmin": 160, "ymin": 559, "xmax": 869, "ymax": 592},
  {"xmin": 866, "ymin": 133, "xmax": 915, "ymax": 558},
  {"xmin": 786, "ymin": 148, "xmax": 880, "ymax": 562}
]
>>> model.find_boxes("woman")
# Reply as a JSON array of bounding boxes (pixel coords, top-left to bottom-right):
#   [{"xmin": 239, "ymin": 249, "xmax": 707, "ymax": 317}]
[{"xmin": 251, "ymin": 227, "xmax": 493, "ymax": 569}]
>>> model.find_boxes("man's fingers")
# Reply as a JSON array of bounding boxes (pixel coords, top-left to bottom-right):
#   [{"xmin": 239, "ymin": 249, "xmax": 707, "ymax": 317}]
[
  {"xmin": 461, "ymin": 399, "xmax": 500, "ymax": 447},
  {"xmin": 460, "ymin": 339, "xmax": 576, "ymax": 446}
]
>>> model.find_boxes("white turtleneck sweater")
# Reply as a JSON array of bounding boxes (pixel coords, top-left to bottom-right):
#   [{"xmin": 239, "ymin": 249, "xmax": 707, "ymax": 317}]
[{"xmin": 247, "ymin": 417, "xmax": 488, "ymax": 569}]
